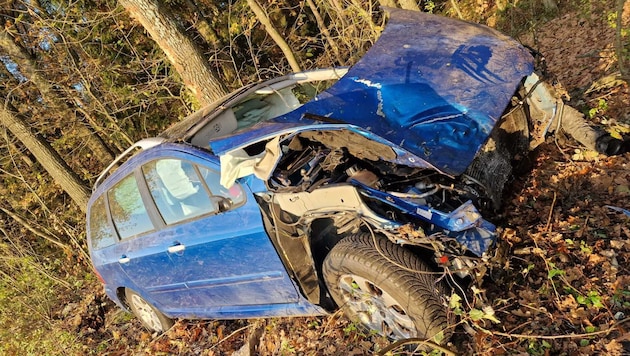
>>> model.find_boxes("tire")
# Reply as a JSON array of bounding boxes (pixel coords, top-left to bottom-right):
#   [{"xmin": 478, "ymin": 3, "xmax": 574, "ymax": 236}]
[
  {"xmin": 125, "ymin": 289, "xmax": 174, "ymax": 333},
  {"xmin": 322, "ymin": 233, "xmax": 453, "ymax": 343}
]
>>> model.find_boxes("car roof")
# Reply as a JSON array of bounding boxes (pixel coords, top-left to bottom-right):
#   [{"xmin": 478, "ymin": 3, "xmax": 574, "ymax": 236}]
[
  {"xmin": 92, "ymin": 68, "xmax": 350, "ymax": 192},
  {"xmin": 159, "ymin": 68, "xmax": 349, "ymax": 144},
  {"xmin": 92, "ymin": 137, "xmax": 165, "ymax": 191}
]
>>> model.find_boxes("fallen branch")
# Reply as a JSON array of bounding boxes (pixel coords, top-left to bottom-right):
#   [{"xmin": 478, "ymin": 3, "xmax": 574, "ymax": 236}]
[
  {"xmin": 0, "ymin": 206, "xmax": 69, "ymax": 251},
  {"xmin": 209, "ymin": 324, "xmax": 252, "ymax": 350},
  {"xmin": 376, "ymin": 337, "xmax": 457, "ymax": 356},
  {"xmin": 483, "ymin": 317, "xmax": 630, "ymax": 340}
]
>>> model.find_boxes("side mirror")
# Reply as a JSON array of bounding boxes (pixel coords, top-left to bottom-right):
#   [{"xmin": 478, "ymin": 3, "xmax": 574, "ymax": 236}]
[{"xmin": 214, "ymin": 196, "xmax": 233, "ymax": 212}]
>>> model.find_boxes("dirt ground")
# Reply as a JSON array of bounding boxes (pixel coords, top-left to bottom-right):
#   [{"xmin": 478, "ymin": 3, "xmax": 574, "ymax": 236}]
[{"xmin": 76, "ymin": 5, "xmax": 630, "ymax": 355}]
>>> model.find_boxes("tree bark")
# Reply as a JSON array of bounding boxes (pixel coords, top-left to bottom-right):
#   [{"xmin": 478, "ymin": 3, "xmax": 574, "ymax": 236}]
[
  {"xmin": 397, "ymin": 0, "xmax": 420, "ymax": 11},
  {"xmin": 616, "ymin": 0, "xmax": 628, "ymax": 80},
  {"xmin": 246, "ymin": 0, "xmax": 302, "ymax": 73},
  {"xmin": 0, "ymin": 103, "xmax": 90, "ymax": 212},
  {"xmin": 306, "ymin": 0, "xmax": 343, "ymax": 65},
  {"xmin": 182, "ymin": 0, "xmax": 222, "ymax": 48},
  {"xmin": 379, "ymin": 0, "xmax": 397, "ymax": 7},
  {"xmin": 118, "ymin": 0, "xmax": 228, "ymax": 106},
  {"xmin": 0, "ymin": 28, "xmax": 115, "ymax": 165}
]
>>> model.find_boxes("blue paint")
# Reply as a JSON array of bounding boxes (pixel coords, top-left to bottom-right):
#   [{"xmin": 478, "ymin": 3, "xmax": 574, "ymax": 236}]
[{"xmin": 265, "ymin": 9, "xmax": 533, "ymax": 175}]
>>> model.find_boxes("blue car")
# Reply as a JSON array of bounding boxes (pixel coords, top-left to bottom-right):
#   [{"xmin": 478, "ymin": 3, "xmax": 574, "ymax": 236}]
[{"xmin": 87, "ymin": 8, "xmax": 543, "ymax": 343}]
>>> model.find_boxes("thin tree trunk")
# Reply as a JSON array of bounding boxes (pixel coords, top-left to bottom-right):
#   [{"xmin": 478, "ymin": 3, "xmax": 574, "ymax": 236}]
[
  {"xmin": 616, "ymin": 0, "xmax": 628, "ymax": 80},
  {"xmin": 246, "ymin": 0, "xmax": 302, "ymax": 73},
  {"xmin": 183, "ymin": 0, "xmax": 221, "ymax": 47},
  {"xmin": 450, "ymin": 0, "xmax": 464, "ymax": 19},
  {"xmin": 306, "ymin": 0, "xmax": 344, "ymax": 65},
  {"xmin": 0, "ymin": 103, "xmax": 90, "ymax": 212},
  {"xmin": 118, "ymin": 0, "xmax": 228, "ymax": 106},
  {"xmin": 397, "ymin": 0, "xmax": 420, "ymax": 11},
  {"xmin": 177, "ymin": 0, "xmax": 239, "ymax": 84},
  {"xmin": 0, "ymin": 207, "xmax": 70, "ymax": 250},
  {"xmin": 379, "ymin": 0, "xmax": 397, "ymax": 7},
  {"xmin": 0, "ymin": 28, "xmax": 115, "ymax": 165}
]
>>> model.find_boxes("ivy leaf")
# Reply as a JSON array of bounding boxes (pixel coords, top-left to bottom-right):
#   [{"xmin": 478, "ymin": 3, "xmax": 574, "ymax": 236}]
[
  {"xmin": 469, "ymin": 308, "xmax": 485, "ymax": 321},
  {"xmin": 449, "ymin": 294, "xmax": 462, "ymax": 309}
]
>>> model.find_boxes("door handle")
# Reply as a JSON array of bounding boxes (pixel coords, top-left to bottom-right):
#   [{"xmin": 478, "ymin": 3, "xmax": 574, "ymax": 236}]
[
  {"xmin": 118, "ymin": 256, "xmax": 130, "ymax": 264},
  {"xmin": 167, "ymin": 244, "xmax": 186, "ymax": 254}
]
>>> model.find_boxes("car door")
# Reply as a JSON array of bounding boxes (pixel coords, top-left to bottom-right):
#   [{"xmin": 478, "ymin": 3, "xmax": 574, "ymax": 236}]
[
  {"xmin": 104, "ymin": 172, "xmax": 186, "ymax": 307},
  {"xmin": 140, "ymin": 154, "xmax": 299, "ymax": 312},
  {"xmin": 87, "ymin": 171, "xmax": 195, "ymax": 308}
]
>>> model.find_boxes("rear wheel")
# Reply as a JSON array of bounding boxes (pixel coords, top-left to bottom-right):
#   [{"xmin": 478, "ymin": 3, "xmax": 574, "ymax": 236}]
[
  {"xmin": 125, "ymin": 289, "xmax": 174, "ymax": 333},
  {"xmin": 322, "ymin": 233, "xmax": 453, "ymax": 343}
]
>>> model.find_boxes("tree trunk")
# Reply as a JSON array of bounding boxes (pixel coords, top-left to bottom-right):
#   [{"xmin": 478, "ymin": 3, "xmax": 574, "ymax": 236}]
[
  {"xmin": 118, "ymin": 0, "xmax": 228, "ymax": 106},
  {"xmin": 246, "ymin": 0, "xmax": 302, "ymax": 73},
  {"xmin": 182, "ymin": 0, "xmax": 222, "ymax": 48},
  {"xmin": 616, "ymin": 0, "xmax": 628, "ymax": 80},
  {"xmin": 0, "ymin": 103, "xmax": 90, "ymax": 212},
  {"xmin": 397, "ymin": 0, "xmax": 420, "ymax": 11},
  {"xmin": 306, "ymin": 0, "xmax": 344, "ymax": 65},
  {"xmin": 379, "ymin": 0, "xmax": 397, "ymax": 7},
  {"xmin": 0, "ymin": 28, "xmax": 115, "ymax": 165}
]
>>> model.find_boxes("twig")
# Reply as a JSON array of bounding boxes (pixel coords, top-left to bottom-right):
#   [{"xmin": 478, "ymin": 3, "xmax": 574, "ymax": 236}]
[
  {"xmin": 450, "ymin": 0, "xmax": 463, "ymax": 19},
  {"xmin": 545, "ymin": 191, "xmax": 557, "ymax": 233},
  {"xmin": 376, "ymin": 337, "xmax": 457, "ymax": 355},
  {"xmin": 0, "ymin": 206, "xmax": 70, "ymax": 251},
  {"xmin": 488, "ymin": 317, "xmax": 630, "ymax": 340},
  {"xmin": 507, "ymin": 320, "xmax": 534, "ymax": 334},
  {"xmin": 209, "ymin": 324, "xmax": 252, "ymax": 349}
]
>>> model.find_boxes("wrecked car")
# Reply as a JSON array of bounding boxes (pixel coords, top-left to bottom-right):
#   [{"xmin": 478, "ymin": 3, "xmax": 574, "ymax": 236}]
[{"xmin": 87, "ymin": 8, "xmax": 571, "ymax": 343}]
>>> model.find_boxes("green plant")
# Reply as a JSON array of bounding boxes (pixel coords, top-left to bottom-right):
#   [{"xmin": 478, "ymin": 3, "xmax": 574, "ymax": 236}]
[
  {"xmin": 579, "ymin": 240, "xmax": 593, "ymax": 255},
  {"xmin": 577, "ymin": 290, "xmax": 604, "ymax": 309},
  {"xmin": 587, "ymin": 98, "xmax": 608, "ymax": 119},
  {"xmin": 547, "ymin": 262, "xmax": 565, "ymax": 279},
  {"xmin": 612, "ymin": 288, "xmax": 630, "ymax": 308},
  {"xmin": 526, "ymin": 339, "xmax": 552, "ymax": 355},
  {"xmin": 449, "ymin": 293, "xmax": 500, "ymax": 325},
  {"xmin": 343, "ymin": 321, "xmax": 359, "ymax": 335}
]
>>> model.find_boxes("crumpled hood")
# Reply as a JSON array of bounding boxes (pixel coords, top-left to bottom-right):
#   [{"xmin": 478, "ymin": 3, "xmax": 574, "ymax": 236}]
[{"xmin": 270, "ymin": 8, "xmax": 534, "ymax": 175}]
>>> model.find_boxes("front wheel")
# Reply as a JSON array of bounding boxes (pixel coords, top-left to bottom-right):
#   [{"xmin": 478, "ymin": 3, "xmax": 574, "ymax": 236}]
[
  {"xmin": 125, "ymin": 289, "xmax": 174, "ymax": 333},
  {"xmin": 322, "ymin": 233, "xmax": 453, "ymax": 343}
]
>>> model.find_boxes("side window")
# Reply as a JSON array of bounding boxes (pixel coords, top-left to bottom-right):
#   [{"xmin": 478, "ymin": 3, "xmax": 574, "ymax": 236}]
[
  {"xmin": 88, "ymin": 195, "xmax": 117, "ymax": 250},
  {"xmin": 143, "ymin": 159, "xmax": 217, "ymax": 224},
  {"xmin": 198, "ymin": 166, "xmax": 245, "ymax": 206},
  {"xmin": 108, "ymin": 174, "xmax": 154, "ymax": 239}
]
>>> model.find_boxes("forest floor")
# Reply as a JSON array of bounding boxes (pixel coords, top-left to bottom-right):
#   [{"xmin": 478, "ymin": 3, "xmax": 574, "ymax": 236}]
[{"xmin": 71, "ymin": 5, "xmax": 630, "ymax": 356}]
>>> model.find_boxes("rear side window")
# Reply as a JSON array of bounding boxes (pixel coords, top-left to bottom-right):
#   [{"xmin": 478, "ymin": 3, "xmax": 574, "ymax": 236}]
[
  {"xmin": 88, "ymin": 195, "xmax": 117, "ymax": 250},
  {"xmin": 108, "ymin": 174, "xmax": 154, "ymax": 239}
]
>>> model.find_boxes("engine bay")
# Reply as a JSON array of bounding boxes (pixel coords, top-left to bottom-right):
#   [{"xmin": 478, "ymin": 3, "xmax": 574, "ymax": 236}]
[{"xmin": 268, "ymin": 130, "xmax": 495, "ymax": 217}]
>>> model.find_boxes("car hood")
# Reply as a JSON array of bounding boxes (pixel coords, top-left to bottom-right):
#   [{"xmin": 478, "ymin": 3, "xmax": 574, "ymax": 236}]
[{"xmin": 214, "ymin": 8, "xmax": 534, "ymax": 175}]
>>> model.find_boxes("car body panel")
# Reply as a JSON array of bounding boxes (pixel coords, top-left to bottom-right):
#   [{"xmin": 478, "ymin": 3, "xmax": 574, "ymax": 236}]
[
  {"xmin": 88, "ymin": 144, "xmax": 307, "ymax": 318},
  {"xmin": 211, "ymin": 9, "xmax": 533, "ymax": 176}
]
